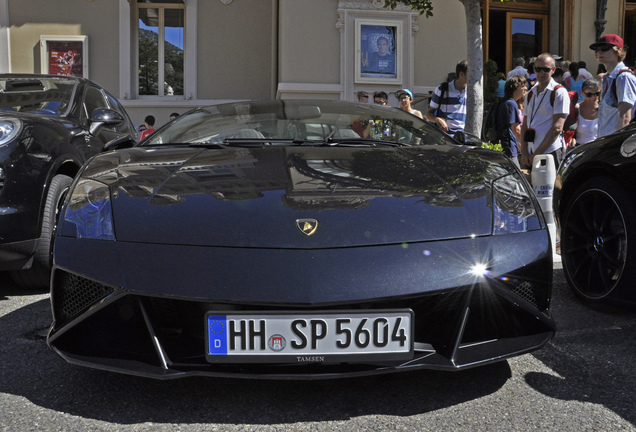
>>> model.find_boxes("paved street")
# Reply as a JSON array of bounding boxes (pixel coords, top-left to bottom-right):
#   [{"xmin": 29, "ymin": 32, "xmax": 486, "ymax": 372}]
[{"xmin": 1, "ymin": 262, "xmax": 635, "ymax": 432}]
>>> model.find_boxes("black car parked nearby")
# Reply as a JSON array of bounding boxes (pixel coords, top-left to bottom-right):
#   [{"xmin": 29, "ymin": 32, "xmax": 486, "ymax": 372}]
[
  {"xmin": 0, "ymin": 74, "xmax": 136, "ymax": 288},
  {"xmin": 47, "ymin": 99, "xmax": 555, "ymax": 379},
  {"xmin": 554, "ymin": 125, "xmax": 636, "ymax": 306}
]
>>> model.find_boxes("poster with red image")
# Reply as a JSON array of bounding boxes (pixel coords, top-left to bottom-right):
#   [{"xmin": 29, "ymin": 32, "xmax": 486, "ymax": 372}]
[{"xmin": 47, "ymin": 41, "xmax": 83, "ymax": 76}]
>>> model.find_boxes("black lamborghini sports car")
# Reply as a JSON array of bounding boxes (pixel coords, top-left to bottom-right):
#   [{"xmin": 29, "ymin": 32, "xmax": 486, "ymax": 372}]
[
  {"xmin": 0, "ymin": 74, "xmax": 136, "ymax": 288},
  {"xmin": 47, "ymin": 100, "xmax": 556, "ymax": 379},
  {"xmin": 554, "ymin": 125, "xmax": 636, "ymax": 306}
]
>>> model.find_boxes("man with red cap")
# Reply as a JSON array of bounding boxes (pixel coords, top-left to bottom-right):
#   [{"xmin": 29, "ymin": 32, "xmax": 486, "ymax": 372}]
[{"xmin": 591, "ymin": 34, "xmax": 636, "ymax": 137}]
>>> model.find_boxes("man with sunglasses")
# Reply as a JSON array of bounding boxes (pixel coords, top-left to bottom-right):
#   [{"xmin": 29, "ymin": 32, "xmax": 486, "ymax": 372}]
[
  {"xmin": 590, "ymin": 34, "xmax": 636, "ymax": 137},
  {"xmin": 373, "ymin": 91, "xmax": 388, "ymax": 105},
  {"xmin": 520, "ymin": 53, "xmax": 570, "ymax": 170}
]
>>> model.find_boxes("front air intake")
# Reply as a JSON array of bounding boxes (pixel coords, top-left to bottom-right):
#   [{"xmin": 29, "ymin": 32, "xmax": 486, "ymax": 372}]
[{"xmin": 52, "ymin": 271, "xmax": 115, "ymax": 322}]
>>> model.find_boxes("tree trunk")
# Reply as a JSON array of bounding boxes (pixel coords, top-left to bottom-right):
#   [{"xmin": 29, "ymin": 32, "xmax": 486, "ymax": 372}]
[{"xmin": 458, "ymin": 0, "xmax": 483, "ymax": 138}]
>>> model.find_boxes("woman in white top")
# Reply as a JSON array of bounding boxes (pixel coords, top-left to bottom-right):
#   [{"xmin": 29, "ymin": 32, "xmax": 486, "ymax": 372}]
[{"xmin": 573, "ymin": 78, "xmax": 601, "ymax": 146}]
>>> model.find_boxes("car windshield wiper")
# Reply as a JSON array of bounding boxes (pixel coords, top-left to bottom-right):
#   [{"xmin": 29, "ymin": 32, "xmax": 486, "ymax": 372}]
[
  {"xmin": 324, "ymin": 137, "xmax": 410, "ymax": 147},
  {"xmin": 217, "ymin": 138, "xmax": 325, "ymax": 147},
  {"xmin": 188, "ymin": 137, "xmax": 409, "ymax": 148},
  {"xmin": 188, "ymin": 139, "xmax": 277, "ymax": 148}
]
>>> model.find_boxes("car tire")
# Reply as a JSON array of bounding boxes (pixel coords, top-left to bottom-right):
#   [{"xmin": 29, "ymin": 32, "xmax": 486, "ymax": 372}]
[
  {"xmin": 561, "ymin": 177, "xmax": 636, "ymax": 303},
  {"xmin": 11, "ymin": 174, "xmax": 73, "ymax": 289}
]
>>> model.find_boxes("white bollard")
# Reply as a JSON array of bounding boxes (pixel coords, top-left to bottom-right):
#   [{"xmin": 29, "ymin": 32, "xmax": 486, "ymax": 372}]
[{"xmin": 531, "ymin": 154, "xmax": 558, "ymax": 259}]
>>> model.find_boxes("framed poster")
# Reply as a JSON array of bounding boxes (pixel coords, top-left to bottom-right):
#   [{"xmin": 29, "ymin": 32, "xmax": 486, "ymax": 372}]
[
  {"xmin": 40, "ymin": 35, "xmax": 88, "ymax": 78},
  {"xmin": 355, "ymin": 19, "xmax": 402, "ymax": 84}
]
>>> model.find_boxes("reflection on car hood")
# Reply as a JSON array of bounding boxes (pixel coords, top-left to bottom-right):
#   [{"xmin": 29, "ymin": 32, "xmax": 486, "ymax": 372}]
[{"xmin": 81, "ymin": 145, "xmax": 514, "ymax": 247}]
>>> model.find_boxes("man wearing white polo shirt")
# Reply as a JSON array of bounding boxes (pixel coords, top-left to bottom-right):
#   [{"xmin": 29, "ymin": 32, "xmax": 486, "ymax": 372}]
[{"xmin": 520, "ymin": 53, "xmax": 569, "ymax": 171}]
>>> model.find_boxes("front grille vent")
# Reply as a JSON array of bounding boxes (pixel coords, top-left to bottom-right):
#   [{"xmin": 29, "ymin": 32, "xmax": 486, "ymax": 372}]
[
  {"xmin": 510, "ymin": 280, "xmax": 541, "ymax": 310},
  {"xmin": 53, "ymin": 272, "xmax": 115, "ymax": 322}
]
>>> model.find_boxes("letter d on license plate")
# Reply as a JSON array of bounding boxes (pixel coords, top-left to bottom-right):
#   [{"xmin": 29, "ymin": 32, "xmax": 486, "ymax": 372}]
[{"xmin": 205, "ymin": 310, "xmax": 413, "ymax": 364}]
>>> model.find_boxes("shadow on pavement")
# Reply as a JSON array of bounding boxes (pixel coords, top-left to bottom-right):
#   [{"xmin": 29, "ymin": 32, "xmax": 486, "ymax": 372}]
[
  {"xmin": 527, "ymin": 268, "xmax": 636, "ymax": 426},
  {"xmin": 0, "ymin": 271, "xmax": 49, "ymax": 299}
]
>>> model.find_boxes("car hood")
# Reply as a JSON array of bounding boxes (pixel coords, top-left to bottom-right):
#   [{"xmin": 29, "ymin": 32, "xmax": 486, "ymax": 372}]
[
  {"xmin": 80, "ymin": 145, "xmax": 516, "ymax": 248},
  {"xmin": 0, "ymin": 110, "xmax": 78, "ymax": 129}
]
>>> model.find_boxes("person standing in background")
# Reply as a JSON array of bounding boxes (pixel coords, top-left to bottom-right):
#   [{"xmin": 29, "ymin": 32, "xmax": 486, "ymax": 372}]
[
  {"xmin": 520, "ymin": 53, "xmax": 570, "ymax": 170},
  {"xmin": 495, "ymin": 76, "xmax": 527, "ymax": 168},
  {"xmin": 508, "ymin": 57, "xmax": 530, "ymax": 80},
  {"xmin": 496, "ymin": 72, "xmax": 506, "ymax": 98},
  {"xmin": 591, "ymin": 34, "xmax": 636, "ymax": 137},
  {"xmin": 426, "ymin": 60, "xmax": 468, "ymax": 134},
  {"xmin": 577, "ymin": 61, "xmax": 594, "ymax": 80},
  {"xmin": 356, "ymin": 91, "xmax": 369, "ymax": 103},
  {"xmin": 396, "ymin": 89, "xmax": 423, "ymax": 119},
  {"xmin": 140, "ymin": 115, "xmax": 156, "ymax": 140},
  {"xmin": 572, "ymin": 78, "xmax": 601, "ymax": 146},
  {"xmin": 373, "ymin": 91, "xmax": 388, "ymax": 105},
  {"xmin": 565, "ymin": 62, "xmax": 585, "ymax": 102}
]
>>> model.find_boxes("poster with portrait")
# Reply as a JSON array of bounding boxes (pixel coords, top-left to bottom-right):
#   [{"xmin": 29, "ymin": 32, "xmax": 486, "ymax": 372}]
[
  {"xmin": 356, "ymin": 19, "xmax": 402, "ymax": 84},
  {"xmin": 40, "ymin": 36, "xmax": 88, "ymax": 78}
]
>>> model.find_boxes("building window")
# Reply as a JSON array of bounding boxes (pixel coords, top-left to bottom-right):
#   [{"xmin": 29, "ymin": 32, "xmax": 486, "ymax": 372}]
[{"xmin": 136, "ymin": 0, "xmax": 185, "ymax": 97}]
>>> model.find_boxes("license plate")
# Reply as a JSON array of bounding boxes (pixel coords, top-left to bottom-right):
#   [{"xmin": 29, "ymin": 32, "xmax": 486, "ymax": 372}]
[{"xmin": 205, "ymin": 310, "xmax": 413, "ymax": 363}]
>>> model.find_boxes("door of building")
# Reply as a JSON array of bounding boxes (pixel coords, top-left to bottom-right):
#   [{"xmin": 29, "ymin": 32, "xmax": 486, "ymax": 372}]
[
  {"xmin": 624, "ymin": 0, "xmax": 636, "ymax": 66},
  {"xmin": 484, "ymin": 0, "xmax": 550, "ymax": 78}
]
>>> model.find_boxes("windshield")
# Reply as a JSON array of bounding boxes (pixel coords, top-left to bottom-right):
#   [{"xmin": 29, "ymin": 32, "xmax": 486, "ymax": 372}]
[
  {"xmin": 144, "ymin": 100, "xmax": 455, "ymax": 147},
  {"xmin": 0, "ymin": 77, "xmax": 77, "ymax": 116}
]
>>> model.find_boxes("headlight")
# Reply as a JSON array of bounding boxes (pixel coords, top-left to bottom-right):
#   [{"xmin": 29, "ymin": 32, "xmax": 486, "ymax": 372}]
[
  {"xmin": 0, "ymin": 119, "xmax": 21, "ymax": 146},
  {"xmin": 492, "ymin": 174, "xmax": 539, "ymax": 234},
  {"xmin": 61, "ymin": 179, "xmax": 115, "ymax": 240}
]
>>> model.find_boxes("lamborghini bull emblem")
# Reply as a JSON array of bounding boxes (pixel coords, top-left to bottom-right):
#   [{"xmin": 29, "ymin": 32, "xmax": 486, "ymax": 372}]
[{"xmin": 296, "ymin": 219, "xmax": 318, "ymax": 236}]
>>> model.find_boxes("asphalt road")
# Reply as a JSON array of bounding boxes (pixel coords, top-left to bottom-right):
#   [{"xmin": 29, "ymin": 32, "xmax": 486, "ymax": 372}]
[{"xmin": 1, "ymin": 262, "xmax": 635, "ymax": 432}]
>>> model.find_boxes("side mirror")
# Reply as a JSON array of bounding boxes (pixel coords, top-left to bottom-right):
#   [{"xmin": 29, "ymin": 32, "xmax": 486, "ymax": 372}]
[
  {"xmin": 103, "ymin": 134, "xmax": 135, "ymax": 152},
  {"xmin": 89, "ymin": 108, "xmax": 124, "ymax": 136},
  {"xmin": 453, "ymin": 130, "xmax": 482, "ymax": 146}
]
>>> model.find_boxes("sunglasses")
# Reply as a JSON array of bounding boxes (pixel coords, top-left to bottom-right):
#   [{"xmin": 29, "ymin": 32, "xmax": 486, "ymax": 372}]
[
  {"xmin": 535, "ymin": 66, "xmax": 553, "ymax": 73},
  {"xmin": 584, "ymin": 92, "xmax": 601, "ymax": 98},
  {"xmin": 595, "ymin": 44, "xmax": 614, "ymax": 53}
]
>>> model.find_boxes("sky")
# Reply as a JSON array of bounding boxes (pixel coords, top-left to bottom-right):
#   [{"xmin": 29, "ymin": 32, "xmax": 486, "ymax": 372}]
[
  {"xmin": 139, "ymin": 21, "xmax": 184, "ymax": 50},
  {"xmin": 512, "ymin": 19, "xmax": 536, "ymax": 36}
]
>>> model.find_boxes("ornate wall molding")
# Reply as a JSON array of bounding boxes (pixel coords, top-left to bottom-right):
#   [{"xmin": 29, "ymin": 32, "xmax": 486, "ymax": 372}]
[
  {"xmin": 337, "ymin": 11, "xmax": 345, "ymax": 33},
  {"xmin": 410, "ymin": 15, "xmax": 419, "ymax": 34},
  {"xmin": 338, "ymin": 0, "xmax": 414, "ymax": 12},
  {"xmin": 336, "ymin": 0, "xmax": 418, "ymax": 34}
]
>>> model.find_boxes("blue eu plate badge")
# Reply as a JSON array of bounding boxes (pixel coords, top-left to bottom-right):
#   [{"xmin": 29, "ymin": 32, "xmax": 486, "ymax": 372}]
[{"xmin": 208, "ymin": 315, "xmax": 228, "ymax": 355}]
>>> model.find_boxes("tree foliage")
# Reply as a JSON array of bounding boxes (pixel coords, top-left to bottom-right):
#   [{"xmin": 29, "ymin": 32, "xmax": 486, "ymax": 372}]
[
  {"xmin": 384, "ymin": 0, "xmax": 433, "ymax": 17},
  {"xmin": 384, "ymin": 0, "xmax": 509, "ymax": 14},
  {"xmin": 138, "ymin": 28, "xmax": 184, "ymax": 96}
]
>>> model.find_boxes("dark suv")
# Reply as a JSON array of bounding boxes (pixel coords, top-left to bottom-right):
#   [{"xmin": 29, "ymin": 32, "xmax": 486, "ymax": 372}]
[{"xmin": 0, "ymin": 74, "xmax": 136, "ymax": 288}]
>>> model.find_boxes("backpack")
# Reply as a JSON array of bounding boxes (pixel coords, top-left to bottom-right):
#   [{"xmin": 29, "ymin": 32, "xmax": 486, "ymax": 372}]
[
  {"xmin": 481, "ymin": 99, "xmax": 502, "ymax": 142},
  {"xmin": 610, "ymin": 67, "xmax": 636, "ymax": 109},
  {"xmin": 434, "ymin": 81, "xmax": 449, "ymax": 119},
  {"xmin": 527, "ymin": 84, "xmax": 578, "ymax": 146}
]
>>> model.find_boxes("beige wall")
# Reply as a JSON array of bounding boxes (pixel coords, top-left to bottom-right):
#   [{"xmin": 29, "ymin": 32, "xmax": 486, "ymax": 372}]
[
  {"xmin": 572, "ymin": 0, "xmax": 600, "ymax": 67},
  {"xmin": 571, "ymin": 0, "xmax": 624, "ymax": 76},
  {"xmin": 276, "ymin": 0, "xmax": 467, "ymax": 102},
  {"xmin": 8, "ymin": 0, "xmax": 121, "ymax": 95},
  {"xmin": 412, "ymin": 1, "xmax": 467, "ymax": 89},
  {"xmin": 278, "ymin": 0, "xmax": 340, "ymax": 84},
  {"xmin": 197, "ymin": 0, "xmax": 274, "ymax": 99}
]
